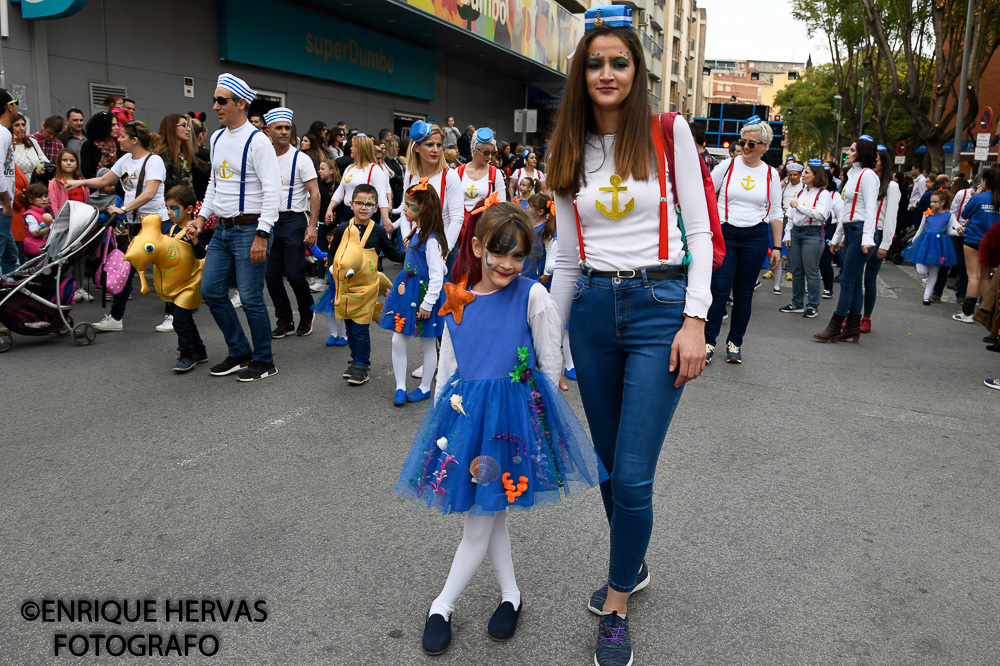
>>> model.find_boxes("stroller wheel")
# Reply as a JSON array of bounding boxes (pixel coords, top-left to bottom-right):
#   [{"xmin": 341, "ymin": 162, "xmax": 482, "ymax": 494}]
[
  {"xmin": 0, "ymin": 328, "xmax": 12, "ymax": 353},
  {"xmin": 72, "ymin": 323, "xmax": 97, "ymax": 346}
]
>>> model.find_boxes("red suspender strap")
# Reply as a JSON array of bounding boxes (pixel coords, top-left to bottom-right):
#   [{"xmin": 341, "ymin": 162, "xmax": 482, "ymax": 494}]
[
  {"xmin": 488, "ymin": 165, "xmax": 495, "ymax": 195},
  {"xmin": 849, "ymin": 168, "xmax": 868, "ymax": 220},
  {"xmin": 651, "ymin": 115, "xmax": 671, "ymax": 261},
  {"xmin": 814, "ymin": 189, "xmax": 822, "ymax": 207},
  {"xmin": 366, "ymin": 164, "xmax": 375, "ymax": 184},
  {"xmin": 876, "ymin": 199, "xmax": 884, "ymax": 225},
  {"xmin": 457, "ymin": 164, "xmax": 465, "ymax": 179},
  {"xmin": 723, "ymin": 158, "xmax": 736, "ymax": 221},
  {"xmin": 572, "ymin": 199, "xmax": 586, "ymax": 261},
  {"xmin": 440, "ymin": 169, "xmax": 447, "ymax": 199},
  {"xmin": 765, "ymin": 167, "xmax": 772, "ymax": 220}
]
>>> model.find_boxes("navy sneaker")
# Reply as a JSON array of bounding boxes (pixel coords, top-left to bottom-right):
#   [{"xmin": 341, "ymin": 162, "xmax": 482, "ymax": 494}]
[
  {"xmin": 421, "ymin": 613, "xmax": 451, "ymax": 656},
  {"xmin": 347, "ymin": 365, "xmax": 370, "ymax": 386},
  {"xmin": 779, "ymin": 304, "xmax": 804, "ymax": 313},
  {"xmin": 588, "ymin": 562, "xmax": 649, "ymax": 615},
  {"xmin": 726, "ymin": 341, "xmax": 742, "ymax": 363},
  {"xmin": 595, "ymin": 612, "xmax": 633, "ymax": 666},
  {"xmin": 705, "ymin": 343, "xmax": 715, "ymax": 364},
  {"xmin": 985, "ymin": 378, "xmax": 1000, "ymax": 390},
  {"xmin": 487, "ymin": 599, "xmax": 522, "ymax": 641},
  {"xmin": 343, "ymin": 362, "xmax": 357, "ymax": 379},
  {"xmin": 172, "ymin": 356, "xmax": 208, "ymax": 374},
  {"xmin": 803, "ymin": 306, "xmax": 819, "ymax": 318}
]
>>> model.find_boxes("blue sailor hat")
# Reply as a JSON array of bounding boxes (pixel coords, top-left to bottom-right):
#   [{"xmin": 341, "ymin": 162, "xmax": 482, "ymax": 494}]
[
  {"xmin": 521, "ymin": 148, "xmax": 530, "ymax": 158},
  {"xmin": 217, "ymin": 73, "xmax": 256, "ymax": 103},
  {"xmin": 585, "ymin": 5, "xmax": 633, "ymax": 30},
  {"xmin": 474, "ymin": 127, "xmax": 496, "ymax": 144},
  {"xmin": 356, "ymin": 133, "xmax": 368, "ymax": 138},
  {"xmin": 787, "ymin": 162, "xmax": 804, "ymax": 172},
  {"xmin": 807, "ymin": 158, "xmax": 823, "ymax": 167},
  {"xmin": 263, "ymin": 107, "xmax": 293, "ymax": 126},
  {"xmin": 877, "ymin": 144, "xmax": 887, "ymax": 152},
  {"xmin": 858, "ymin": 134, "xmax": 875, "ymax": 142},
  {"xmin": 744, "ymin": 115, "xmax": 762, "ymax": 127},
  {"xmin": 785, "ymin": 154, "xmax": 797, "ymax": 163},
  {"xmin": 409, "ymin": 121, "xmax": 431, "ymax": 144}
]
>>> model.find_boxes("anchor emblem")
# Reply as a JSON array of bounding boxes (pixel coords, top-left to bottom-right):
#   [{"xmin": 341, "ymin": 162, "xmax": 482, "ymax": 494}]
[
  {"xmin": 593, "ymin": 10, "xmax": 604, "ymax": 26},
  {"xmin": 740, "ymin": 175, "xmax": 755, "ymax": 190},
  {"xmin": 218, "ymin": 160, "xmax": 234, "ymax": 180},
  {"xmin": 596, "ymin": 174, "xmax": 634, "ymax": 221},
  {"xmin": 465, "ymin": 184, "xmax": 478, "ymax": 198},
  {"xmin": 344, "ymin": 172, "xmax": 354, "ymax": 183}
]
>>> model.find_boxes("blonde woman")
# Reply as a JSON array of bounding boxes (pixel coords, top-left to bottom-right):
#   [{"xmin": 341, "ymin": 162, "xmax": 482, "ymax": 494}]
[
  {"xmin": 325, "ymin": 134, "xmax": 391, "ymax": 232},
  {"xmin": 393, "ymin": 121, "xmax": 463, "ymax": 252}
]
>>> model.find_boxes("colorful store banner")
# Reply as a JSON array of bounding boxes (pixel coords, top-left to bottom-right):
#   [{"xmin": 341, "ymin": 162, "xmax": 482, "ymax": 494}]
[
  {"xmin": 219, "ymin": 0, "xmax": 437, "ymax": 100},
  {"xmin": 400, "ymin": 0, "xmax": 582, "ymax": 75}
]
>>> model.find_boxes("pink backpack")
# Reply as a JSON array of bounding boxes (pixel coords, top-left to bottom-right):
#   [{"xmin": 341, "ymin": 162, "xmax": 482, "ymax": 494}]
[{"xmin": 95, "ymin": 227, "xmax": 131, "ymax": 294}]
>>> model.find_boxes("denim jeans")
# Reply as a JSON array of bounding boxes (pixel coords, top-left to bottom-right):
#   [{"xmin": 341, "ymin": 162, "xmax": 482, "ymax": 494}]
[
  {"xmin": 265, "ymin": 211, "xmax": 314, "ymax": 326},
  {"xmin": 172, "ymin": 305, "xmax": 206, "ymax": 359},
  {"xmin": 789, "ymin": 225, "xmax": 824, "ymax": 309},
  {"xmin": 568, "ymin": 269, "xmax": 687, "ymax": 593},
  {"xmin": 706, "ymin": 223, "xmax": 770, "ymax": 347},
  {"xmin": 862, "ymin": 245, "xmax": 886, "ymax": 318},
  {"xmin": 201, "ymin": 224, "xmax": 273, "ymax": 363},
  {"xmin": 345, "ymin": 319, "xmax": 371, "ymax": 366},
  {"xmin": 835, "ymin": 224, "xmax": 880, "ymax": 316},
  {"xmin": 0, "ymin": 213, "xmax": 18, "ymax": 273}
]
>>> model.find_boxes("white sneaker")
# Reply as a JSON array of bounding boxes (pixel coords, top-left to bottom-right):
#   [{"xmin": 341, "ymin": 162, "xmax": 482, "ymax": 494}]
[
  {"xmin": 93, "ymin": 314, "xmax": 123, "ymax": 331},
  {"xmin": 73, "ymin": 288, "xmax": 94, "ymax": 303},
  {"xmin": 155, "ymin": 315, "xmax": 174, "ymax": 332},
  {"xmin": 952, "ymin": 312, "xmax": 974, "ymax": 323},
  {"xmin": 231, "ymin": 292, "xmax": 242, "ymax": 309},
  {"xmin": 309, "ymin": 277, "xmax": 326, "ymax": 293},
  {"xmin": 411, "ymin": 366, "xmax": 423, "ymax": 379}
]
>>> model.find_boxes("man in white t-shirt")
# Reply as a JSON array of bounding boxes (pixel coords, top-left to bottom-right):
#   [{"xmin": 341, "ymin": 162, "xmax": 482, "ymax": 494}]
[
  {"xmin": 264, "ymin": 107, "xmax": 320, "ymax": 339},
  {"xmin": 0, "ymin": 89, "xmax": 18, "ymax": 273}
]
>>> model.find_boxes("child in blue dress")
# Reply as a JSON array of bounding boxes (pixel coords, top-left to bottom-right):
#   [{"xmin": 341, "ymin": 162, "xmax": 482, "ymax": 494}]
[
  {"xmin": 309, "ymin": 227, "xmax": 348, "ymax": 347},
  {"xmin": 521, "ymin": 193, "xmax": 557, "ymax": 285},
  {"xmin": 396, "ymin": 201, "xmax": 606, "ymax": 655},
  {"xmin": 379, "ymin": 179, "xmax": 448, "ymax": 405},
  {"xmin": 903, "ymin": 189, "xmax": 957, "ymax": 305}
]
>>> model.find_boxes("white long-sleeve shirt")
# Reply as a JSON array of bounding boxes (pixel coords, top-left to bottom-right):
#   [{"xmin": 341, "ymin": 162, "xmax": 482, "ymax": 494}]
[
  {"xmin": 839, "ymin": 165, "xmax": 880, "ymax": 245},
  {"xmin": 711, "ymin": 156, "xmax": 783, "ymax": 227},
  {"xmin": 551, "ymin": 117, "xmax": 713, "ymax": 321},
  {"xmin": 275, "ymin": 148, "xmax": 317, "ymax": 214},
  {"xmin": 393, "ymin": 168, "xmax": 464, "ymax": 248},
  {"xmin": 877, "ymin": 180, "xmax": 901, "ymax": 250},
  {"xmin": 908, "ymin": 173, "xmax": 926, "ymax": 210},
  {"xmin": 459, "ymin": 164, "xmax": 507, "ymax": 212},
  {"xmin": 434, "ymin": 281, "xmax": 562, "ymax": 402},
  {"xmin": 951, "ymin": 187, "xmax": 974, "ymax": 223},
  {"xmin": 419, "ymin": 235, "xmax": 446, "ymax": 311},
  {"xmin": 781, "ymin": 185, "xmax": 831, "ymax": 242},
  {"xmin": 200, "ymin": 121, "xmax": 280, "ymax": 233},
  {"xmin": 331, "ymin": 162, "xmax": 391, "ymax": 211}
]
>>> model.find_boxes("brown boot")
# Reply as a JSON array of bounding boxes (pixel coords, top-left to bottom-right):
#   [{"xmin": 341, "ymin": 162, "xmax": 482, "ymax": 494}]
[
  {"xmin": 840, "ymin": 313, "xmax": 862, "ymax": 342},
  {"xmin": 814, "ymin": 312, "xmax": 846, "ymax": 342}
]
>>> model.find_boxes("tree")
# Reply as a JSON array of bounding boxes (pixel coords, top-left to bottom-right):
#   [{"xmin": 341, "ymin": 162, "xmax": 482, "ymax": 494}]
[{"xmin": 773, "ymin": 66, "xmax": 839, "ymax": 158}]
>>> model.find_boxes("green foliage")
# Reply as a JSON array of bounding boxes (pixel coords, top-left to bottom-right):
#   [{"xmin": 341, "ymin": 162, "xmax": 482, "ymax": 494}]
[{"xmin": 773, "ymin": 66, "xmax": 840, "ymax": 158}]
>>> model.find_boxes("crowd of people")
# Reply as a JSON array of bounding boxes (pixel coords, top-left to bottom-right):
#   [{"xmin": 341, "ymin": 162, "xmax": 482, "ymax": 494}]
[{"xmin": 1, "ymin": 3, "xmax": 998, "ymax": 663}]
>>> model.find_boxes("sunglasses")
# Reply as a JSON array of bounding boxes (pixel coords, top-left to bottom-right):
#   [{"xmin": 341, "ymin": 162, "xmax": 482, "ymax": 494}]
[
  {"xmin": 212, "ymin": 96, "xmax": 235, "ymax": 106},
  {"xmin": 479, "ymin": 149, "xmax": 497, "ymax": 157},
  {"xmin": 352, "ymin": 201, "xmax": 377, "ymax": 209},
  {"xmin": 737, "ymin": 139, "xmax": 762, "ymax": 149}
]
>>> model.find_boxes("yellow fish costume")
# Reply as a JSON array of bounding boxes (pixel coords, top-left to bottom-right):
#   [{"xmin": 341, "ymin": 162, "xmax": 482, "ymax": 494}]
[
  {"xmin": 331, "ymin": 219, "xmax": 391, "ymax": 324},
  {"xmin": 124, "ymin": 214, "xmax": 204, "ymax": 310}
]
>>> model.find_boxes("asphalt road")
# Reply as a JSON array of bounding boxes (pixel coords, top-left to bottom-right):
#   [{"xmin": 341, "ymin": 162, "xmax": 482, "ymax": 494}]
[{"xmin": 1, "ymin": 262, "xmax": 998, "ymax": 666}]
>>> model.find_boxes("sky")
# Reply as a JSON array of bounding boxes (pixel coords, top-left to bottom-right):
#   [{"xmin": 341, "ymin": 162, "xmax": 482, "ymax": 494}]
[{"xmin": 698, "ymin": 0, "xmax": 832, "ymax": 65}]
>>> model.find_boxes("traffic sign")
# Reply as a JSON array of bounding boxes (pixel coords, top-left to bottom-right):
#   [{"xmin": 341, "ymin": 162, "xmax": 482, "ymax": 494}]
[
  {"xmin": 895, "ymin": 141, "xmax": 906, "ymax": 156},
  {"xmin": 980, "ymin": 107, "xmax": 994, "ymax": 132},
  {"xmin": 977, "ymin": 132, "xmax": 990, "ymax": 148},
  {"xmin": 894, "ymin": 155, "xmax": 905, "ymax": 165},
  {"xmin": 975, "ymin": 146, "xmax": 989, "ymax": 161}
]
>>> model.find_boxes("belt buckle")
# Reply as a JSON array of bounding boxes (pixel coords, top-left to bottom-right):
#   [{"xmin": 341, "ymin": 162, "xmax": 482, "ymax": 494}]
[{"xmin": 615, "ymin": 270, "xmax": 636, "ymax": 279}]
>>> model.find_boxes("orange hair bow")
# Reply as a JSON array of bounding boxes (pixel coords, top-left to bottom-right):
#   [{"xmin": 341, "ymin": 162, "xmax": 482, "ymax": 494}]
[
  {"xmin": 411, "ymin": 177, "xmax": 430, "ymax": 192},
  {"xmin": 545, "ymin": 200, "xmax": 556, "ymax": 217},
  {"xmin": 471, "ymin": 190, "xmax": 502, "ymax": 215}
]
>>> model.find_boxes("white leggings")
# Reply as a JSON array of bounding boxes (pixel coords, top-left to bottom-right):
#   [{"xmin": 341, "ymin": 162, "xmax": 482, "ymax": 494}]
[
  {"xmin": 916, "ymin": 264, "xmax": 939, "ymax": 300},
  {"xmin": 428, "ymin": 512, "xmax": 520, "ymax": 620},
  {"xmin": 392, "ymin": 332, "xmax": 438, "ymax": 393},
  {"xmin": 563, "ymin": 330, "xmax": 574, "ymax": 371},
  {"xmin": 324, "ymin": 315, "xmax": 345, "ymax": 338}
]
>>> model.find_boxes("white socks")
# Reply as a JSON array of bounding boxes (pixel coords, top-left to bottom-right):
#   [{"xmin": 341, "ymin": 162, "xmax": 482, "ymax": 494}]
[
  {"xmin": 428, "ymin": 512, "xmax": 520, "ymax": 620},
  {"xmin": 419, "ymin": 337, "xmax": 437, "ymax": 394},
  {"xmin": 325, "ymin": 315, "xmax": 344, "ymax": 338},
  {"xmin": 919, "ymin": 265, "xmax": 939, "ymax": 300},
  {"xmin": 563, "ymin": 330, "xmax": 574, "ymax": 372},
  {"xmin": 392, "ymin": 333, "xmax": 438, "ymax": 393}
]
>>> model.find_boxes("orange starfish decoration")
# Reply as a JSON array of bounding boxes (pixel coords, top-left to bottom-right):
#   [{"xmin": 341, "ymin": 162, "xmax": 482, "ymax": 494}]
[{"xmin": 438, "ymin": 275, "xmax": 476, "ymax": 324}]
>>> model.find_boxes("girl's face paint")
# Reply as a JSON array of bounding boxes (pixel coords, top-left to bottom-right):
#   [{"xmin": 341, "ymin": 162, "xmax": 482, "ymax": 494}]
[
  {"xmin": 474, "ymin": 233, "xmax": 527, "ymax": 292},
  {"xmin": 404, "ymin": 196, "xmax": 420, "ymax": 222},
  {"xmin": 585, "ymin": 35, "xmax": 635, "ymax": 113}
]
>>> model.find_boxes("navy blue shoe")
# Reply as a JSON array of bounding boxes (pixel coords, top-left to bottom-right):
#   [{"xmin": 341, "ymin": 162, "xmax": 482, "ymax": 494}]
[
  {"xmin": 565, "ymin": 367, "xmax": 577, "ymax": 380},
  {"xmin": 595, "ymin": 612, "xmax": 633, "ymax": 666},
  {"xmin": 726, "ymin": 341, "xmax": 742, "ymax": 363},
  {"xmin": 487, "ymin": 599, "xmax": 522, "ymax": 641},
  {"xmin": 172, "ymin": 356, "xmax": 208, "ymax": 374},
  {"xmin": 393, "ymin": 389, "xmax": 407, "ymax": 406},
  {"xmin": 407, "ymin": 388, "xmax": 431, "ymax": 403},
  {"xmin": 422, "ymin": 613, "xmax": 451, "ymax": 656},
  {"xmin": 588, "ymin": 561, "xmax": 649, "ymax": 615}
]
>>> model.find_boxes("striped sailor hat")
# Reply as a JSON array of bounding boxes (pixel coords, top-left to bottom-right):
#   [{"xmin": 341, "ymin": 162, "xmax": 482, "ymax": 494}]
[
  {"xmin": 807, "ymin": 158, "xmax": 823, "ymax": 167},
  {"xmin": 585, "ymin": 5, "xmax": 633, "ymax": 30},
  {"xmin": 264, "ymin": 107, "xmax": 293, "ymax": 126},
  {"xmin": 787, "ymin": 162, "xmax": 804, "ymax": 172},
  {"xmin": 217, "ymin": 73, "xmax": 257, "ymax": 103},
  {"xmin": 744, "ymin": 115, "xmax": 763, "ymax": 127},
  {"xmin": 877, "ymin": 144, "xmax": 887, "ymax": 152},
  {"xmin": 409, "ymin": 120, "xmax": 431, "ymax": 143},
  {"xmin": 858, "ymin": 134, "xmax": 875, "ymax": 143}
]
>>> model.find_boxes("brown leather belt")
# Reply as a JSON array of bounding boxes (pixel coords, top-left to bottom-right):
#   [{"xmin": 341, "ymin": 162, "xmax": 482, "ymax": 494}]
[{"xmin": 218, "ymin": 214, "xmax": 260, "ymax": 226}]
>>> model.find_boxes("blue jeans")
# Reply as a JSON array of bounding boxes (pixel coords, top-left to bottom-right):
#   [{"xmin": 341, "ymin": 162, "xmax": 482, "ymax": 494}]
[
  {"xmin": 201, "ymin": 224, "xmax": 273, "ymax": 363},
  {"xmin": 172, "ymin": 305, "xmax": 206, "ymax": 359},
  {"xmin": 568, "ymin": 269, "xmax": 687, "ymax": 593},
  {"xmin": 1, "ymin": 213, "xmax": 19, "ymax": 273},
  {"xmin": 706, "ymin": 223, "xmax": 770, "ymax": 347},
  {"xmin": 265, "ymin": 211, "xmax": 313, "ymax": 326},
  {"xmin": 862, "ymin": 246, "xmax": 886, "ymax": 318},
  {"xmin": 835, "ymin": 225, "xmax": 880, "ymax": 316},
  {"xmin": 789, "ymin": 225, "xmax": 823, "ymax": 309},
  {"xmin": 345, "ymin": 319, "xmax": 370, "ymax": 366}
]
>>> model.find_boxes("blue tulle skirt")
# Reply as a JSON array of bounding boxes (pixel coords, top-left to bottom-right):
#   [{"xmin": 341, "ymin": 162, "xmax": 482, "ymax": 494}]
[
  {"xmin": 311, "ymin": 286, "xmax": 336, "ymax": 317},
  {"xmin": 903, "ymin": 231, "xmax": 957, "ymax": 267},
  {"xmin": 396, "ymin": 371, "xmax": 607, "ymax": 516},
  {"xmin": 378, "ymin": 272, "xmax": 445, "ymax": 337}
]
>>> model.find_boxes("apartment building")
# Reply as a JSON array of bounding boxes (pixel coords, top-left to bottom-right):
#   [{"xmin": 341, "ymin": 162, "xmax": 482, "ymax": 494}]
[{"xmin": 703, "ymin": 59, "xmax": 804, "ymax": 108}]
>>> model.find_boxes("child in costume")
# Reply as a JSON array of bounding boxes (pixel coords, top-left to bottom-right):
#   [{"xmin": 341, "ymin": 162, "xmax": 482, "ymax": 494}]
[
  {"xmin": 522, "ymin": 193, "xmax": 557, "ymax": 285},
  {"xmin": 903, "ymin": 189, "xmax": 957, "ymax": 305},
  {"xmin": 309, "ymin": 227, "xmax": 348, "ymax": 347},
  {"xmin": 327, "ymin": 183, "xmax": 403, "ymax": 386},
  {"xmin": 512, "ymin": 177, "xmax": 534, "ymax": 209},
  {"xmin": 396, "ymin": 201, "xmax": 606, "ymax": 656},
  {"xmin": 379, "ymin": 179, "xmax": 448, "ymax": 405},
  {"xmin": 18, "ymin": 184, "xmax": 53, "ymax": 257}
]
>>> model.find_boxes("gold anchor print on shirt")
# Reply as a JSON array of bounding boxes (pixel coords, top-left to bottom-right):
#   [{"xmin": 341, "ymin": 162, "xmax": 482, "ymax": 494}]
[
  {"xmin": 740, "ymin": 175, "xmax": 756, "ymax": 190},
  {"xmin": 596, "ymin": 175, "xmax": 634, "ymax": 221},
  {"xmin": 465, "ymin": 184, "xmax": 478, "ymax": 198},
  {"xmin": 218, "ymin": 160, "xmax": 234, "ymax": 179},
  {"xmin": 343, "ymin": 172, "xmax": 354, "ymax": 183}
]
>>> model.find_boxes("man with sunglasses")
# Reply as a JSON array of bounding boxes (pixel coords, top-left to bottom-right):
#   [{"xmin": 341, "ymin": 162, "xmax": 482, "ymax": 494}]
[
  {"xmin": 0, "ymin": 89, "xmax": 18, "ymax": 273},
  {"xmin": 191, "ymin": 73, "xmax": 281, "ymax": 382},
  {"xmin": 457, "ymin": 127, "xmax": 507, "ymax": 213}
]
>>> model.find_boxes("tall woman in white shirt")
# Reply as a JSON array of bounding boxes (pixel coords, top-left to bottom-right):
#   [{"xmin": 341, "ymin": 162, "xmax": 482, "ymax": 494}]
[
  {"xmin": 395, "ymin": 122, "xmax": 463, "ymax": 257},
  {"xmin": 546, "ymin": 9, "xmax": 711, "ymax": 665},
  {"xmin": 705, "ymin": 116, "xmax": 783, "ymax": 363},
  {"xmin": 779, "ymin": 159, "xmax": 830, "ymax": 318},
  {"xmin": 814, "ymin": 135, "xmax": 880, "ymax": 342},
  {"xmin": 324, "ymin": 135, "xmax": 392, "ymax": 232},
  {"xmin": 856, "ymin": 146, "xmax": 900, "ymax": 333}
]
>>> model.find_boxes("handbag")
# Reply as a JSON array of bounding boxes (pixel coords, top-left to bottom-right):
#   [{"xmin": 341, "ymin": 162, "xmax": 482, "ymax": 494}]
[{"xmin": 95, "ymin": 226, "xmax": 132, "ymax": 294}]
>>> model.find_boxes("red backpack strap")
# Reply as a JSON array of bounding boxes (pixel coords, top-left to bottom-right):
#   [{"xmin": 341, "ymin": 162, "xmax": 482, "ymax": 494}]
[
  {"xmin": 652, "ymin": 114, "xmax": 675, "ymax": 262},
  {"xmin": 458, "ymin": 164, "xmax": 466, "ymax": 179},
  {"xmin": 488, "ymin": 165, "xmax": 496, "ymax": 194}
]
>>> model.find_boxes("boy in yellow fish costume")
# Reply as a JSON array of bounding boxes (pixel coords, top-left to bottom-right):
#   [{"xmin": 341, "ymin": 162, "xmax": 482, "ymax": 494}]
[
  {"xmin": 123, "ymin": 187, "xmax": 208, "ymax": 372},
  {"xmin": 328, "ymin": 183, "xmax": 404, "ymax": 385}
]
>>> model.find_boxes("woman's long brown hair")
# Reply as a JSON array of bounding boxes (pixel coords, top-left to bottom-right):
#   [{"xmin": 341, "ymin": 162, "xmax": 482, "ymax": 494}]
[
  {"xmin": 546, "ymin": 25, "xmax": 653, "ymax": 198},
  {"xmin": 157, "ymin": 114, "xmax": 195, "ymax": 169}
]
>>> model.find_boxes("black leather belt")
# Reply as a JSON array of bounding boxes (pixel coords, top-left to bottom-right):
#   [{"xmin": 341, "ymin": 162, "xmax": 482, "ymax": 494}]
[
  {"xmin": 218, "ymin": 214, "xmax": 260, "ymax": 226},
  {"xmin": 584, "ymin": 266, "xmax": 687, "ymax": 281}
]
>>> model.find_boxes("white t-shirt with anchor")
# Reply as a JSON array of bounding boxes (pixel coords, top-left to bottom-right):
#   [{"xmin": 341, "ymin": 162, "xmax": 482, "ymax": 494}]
[
  {"xmin": 200, "ymin": 120, "xmax": 281, "ymax": 232},
  {"xmin": 711, "ymin": 156, "xmax": 783, "ymax": 228},
  {"xmin": 459, "ymin": 165, "xmax": 507, "ymax": 212}
]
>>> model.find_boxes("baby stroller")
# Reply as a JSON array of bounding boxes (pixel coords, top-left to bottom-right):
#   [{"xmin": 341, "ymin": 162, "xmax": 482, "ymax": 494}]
[{"xmin": 0, "ymin": 201, "xmax": 108, "ymax": 352}]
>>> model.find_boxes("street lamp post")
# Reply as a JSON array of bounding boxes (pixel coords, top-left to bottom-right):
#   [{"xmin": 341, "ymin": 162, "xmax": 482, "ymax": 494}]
[{"xmin": 834, "ymin": 94, "xmax": 842, "ymax": 161}]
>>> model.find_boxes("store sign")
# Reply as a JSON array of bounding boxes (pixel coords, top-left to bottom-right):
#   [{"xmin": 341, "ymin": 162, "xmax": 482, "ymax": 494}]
[
  {"xmin": 400, "ymin": 0, "xmax": 582, "ymax": 75},
  {"xmin": 11, "ymin": 0, "xmax": 89, "ymax": 19},
  {"xmin": 219, "ymin": 0, "xmax": 436, "ymax": 100}
]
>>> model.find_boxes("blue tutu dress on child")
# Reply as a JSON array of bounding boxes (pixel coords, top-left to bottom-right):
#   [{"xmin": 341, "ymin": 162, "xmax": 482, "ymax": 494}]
[
  {"xmin": 520, "ymin": 221, "xmax": 548, "ymax": 283},
  {"xmin": 396, "ymin": 276, "xmax": 606, "ymax": 515},
  {"xmin": 903, "ymin": 212, "xmax": 957, "ymax": 267},
  {"xmin": 378, "ymin": 231, "xmax": 446, "ymax": 337},
  {"xmin": 309, "ymin": 245, "xmax": 337, "ymax": 317}
]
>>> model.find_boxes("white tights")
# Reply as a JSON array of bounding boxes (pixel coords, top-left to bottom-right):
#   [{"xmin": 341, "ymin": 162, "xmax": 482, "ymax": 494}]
[
  {"xmin": 392, "ymin": 332, "xmax": 437, "ymax": 393},
  {"xmin": 563, "ymin": 330, "xmax": 574, "ymax": 372},
  {"xmin": 428, "ymin": 512, "xmax": 520, "ymax": 620},
  {"xmin": 324, "ymin": 315, "xmax": 344, "ymax": 338},
  {"xmin": 916, "ymin": 264, "xmax": 939, "ymax": 300}
]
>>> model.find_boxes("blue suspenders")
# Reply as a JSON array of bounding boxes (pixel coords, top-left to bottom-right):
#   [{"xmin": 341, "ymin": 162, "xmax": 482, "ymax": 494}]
[
  {"xmin": 211, "ymin": 128, "xmax": 260, "ymax": 215},
  {"xmin": 287, "ymin": 149, "xmax": 299, "ymax": 210}
]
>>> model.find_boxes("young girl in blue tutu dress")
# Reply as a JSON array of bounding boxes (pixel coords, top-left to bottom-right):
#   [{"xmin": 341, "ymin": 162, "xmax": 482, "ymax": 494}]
[
  {"xmin": 379, "ymin": 179, "xmax": 448, "ymax": 405},
  {"xmin": 903, "ymin": 189, "xmax": 957, "ymax": 305},
  {"xmin": 396, "ymin": 201, "xmax": 606, "ymax": 656}
]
